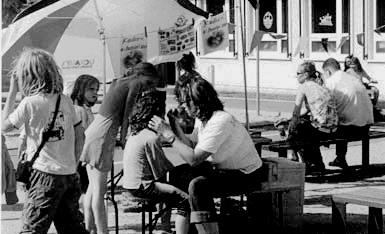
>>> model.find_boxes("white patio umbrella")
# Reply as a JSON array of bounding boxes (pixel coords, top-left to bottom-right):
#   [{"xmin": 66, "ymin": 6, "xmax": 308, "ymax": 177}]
[{"xmin": 2, "ymin": 0, "xmax": 208, "ymax": 87}]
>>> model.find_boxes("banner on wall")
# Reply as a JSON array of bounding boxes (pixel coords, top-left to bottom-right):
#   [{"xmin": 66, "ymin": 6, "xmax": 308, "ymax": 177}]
[
  {"xmin": 199, "ymin": 12, "xmax": 229, "ymax": 55},
  {"xmin": 120, "ymin": 34, "xmax": 147, "ymax": 76},
  {"xmin": 158, "ymin": 23, "xmax": 196, "ymax": 56}
]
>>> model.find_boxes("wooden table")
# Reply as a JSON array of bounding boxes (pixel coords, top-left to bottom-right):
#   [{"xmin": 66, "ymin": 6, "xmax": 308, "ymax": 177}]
[{"xmin": 332, "ymin": 187, "xmax": 385, "ymax": 234}]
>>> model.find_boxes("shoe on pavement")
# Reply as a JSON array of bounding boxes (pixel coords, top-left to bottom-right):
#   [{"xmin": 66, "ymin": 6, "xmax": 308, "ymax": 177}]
[
  {"xmin": 328, "ymin": 159, "xmax": 349, "ymax": 170},
  {"xmin": 306, "ymin": 163, "xmax": 325, "ymax": 174}
]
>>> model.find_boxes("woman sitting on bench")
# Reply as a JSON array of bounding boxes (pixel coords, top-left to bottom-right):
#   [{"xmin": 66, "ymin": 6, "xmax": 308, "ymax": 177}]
[
  {"xmin": 122, "ymin": 88, "xmax": 192, "ymax": 234},
  {"xmin": 149, "ymin": 76, "xmax": 264, "ymax": 234},
  {"xmin": 287, "ymin": 62, "xmax": 338, "ymax": 173}
]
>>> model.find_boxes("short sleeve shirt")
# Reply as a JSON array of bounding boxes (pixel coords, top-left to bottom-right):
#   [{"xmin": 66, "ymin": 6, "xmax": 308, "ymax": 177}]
[
  {"xmin": 8, "ymin": 94, "xmax": 80, "ymax": 175},
  {"xmin": 325, "ymin": 70, "xmax": 374, "ymax": 126},
  {"xmin": 194, "ymin": 111, "xmax": 262, "ymax": 174},
  {"xmin": 123, "ymin": 129, "xmax": 174, "ymax": 189}
]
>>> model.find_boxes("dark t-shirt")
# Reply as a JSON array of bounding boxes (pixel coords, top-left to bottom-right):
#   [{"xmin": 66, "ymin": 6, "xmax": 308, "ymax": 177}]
[{"xmin": 98, "ymin": 75, "xmax": 159, "ymax": 143}]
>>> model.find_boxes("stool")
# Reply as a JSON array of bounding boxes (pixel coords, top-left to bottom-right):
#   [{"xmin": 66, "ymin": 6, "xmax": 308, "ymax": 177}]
[
  {"xmin": 332, "ymin": 187, "xmax": 385, "ymax": 234},
  {"xmin": 123, "ymin": 195, "xmax": 159, "ymax": 234}
]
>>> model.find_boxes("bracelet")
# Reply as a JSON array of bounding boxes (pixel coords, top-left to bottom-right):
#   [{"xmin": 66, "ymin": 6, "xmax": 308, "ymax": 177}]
[{"xmin": 168, "ymin": 135, "xmax": 176, "ymax": 144}]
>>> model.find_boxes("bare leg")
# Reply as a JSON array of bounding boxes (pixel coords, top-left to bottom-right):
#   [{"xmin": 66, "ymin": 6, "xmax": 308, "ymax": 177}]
[
  {"xmin": 86, "ymin": 165, "xmax": 108, "ymax": 234},
  {"xmin": 175, "ymin": 214, "xmax": 190, "ymax": 234},
  {"xmin": 83, "ymin": 169, "xmax": 96, "ymax": 233}
]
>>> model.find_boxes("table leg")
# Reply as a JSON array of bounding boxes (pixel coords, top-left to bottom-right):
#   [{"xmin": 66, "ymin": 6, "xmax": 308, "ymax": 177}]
[
  {"xmin": 332, "ymin": 199, "xmax": 347, "ymax": 234},
  {"xmin": 368, "ymin": 207, "xmax": 383, "ymax": 234}
]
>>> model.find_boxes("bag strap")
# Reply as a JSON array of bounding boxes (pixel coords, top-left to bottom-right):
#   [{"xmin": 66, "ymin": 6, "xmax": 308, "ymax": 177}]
[{"xmin": 30, "ymin": 94, "xmax": 61, "ymax": 165}]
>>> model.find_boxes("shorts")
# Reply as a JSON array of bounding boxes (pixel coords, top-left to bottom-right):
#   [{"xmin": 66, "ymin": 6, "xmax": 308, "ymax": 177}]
[{"xmin": 80, "ymin": 114, "xmax": 119, "ymax": 172}]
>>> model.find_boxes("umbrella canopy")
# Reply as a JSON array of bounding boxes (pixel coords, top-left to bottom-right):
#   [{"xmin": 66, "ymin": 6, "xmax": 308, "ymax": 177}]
[{"xmin": 2, "ymin": 0, "xmax": 208, "ymax": 84}]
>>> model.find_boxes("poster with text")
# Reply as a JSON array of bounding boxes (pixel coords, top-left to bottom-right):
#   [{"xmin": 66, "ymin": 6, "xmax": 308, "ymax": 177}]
[
  {"xmin": 158, "ymin": 23, "xmax": 195, "ymax": 56},
  {"xmin": 199, "ymin": 12, "xmax": 229, "ymax": 55},
  {"xmin": 120, "ymin": 34, "xmax": 147, "ymax": 77}
]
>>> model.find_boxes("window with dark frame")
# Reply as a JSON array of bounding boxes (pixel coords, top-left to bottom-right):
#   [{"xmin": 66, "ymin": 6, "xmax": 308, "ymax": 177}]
[
  {"xmin": 258, "ymin": 0, "xmax": 288, "ymax": 53},
  {"xmin": 376, "ymin": 0, "xmax": 385, "ymax": 53},
  {"xmin": 312, "ymin": 0, "xmax": 336, "ymax": 34}
]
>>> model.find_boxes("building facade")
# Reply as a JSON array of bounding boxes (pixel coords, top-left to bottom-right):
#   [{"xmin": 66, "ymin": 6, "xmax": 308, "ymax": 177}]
[{"xmin": 190, "ymin": 0, "xmax": 385, "ymax": 99}]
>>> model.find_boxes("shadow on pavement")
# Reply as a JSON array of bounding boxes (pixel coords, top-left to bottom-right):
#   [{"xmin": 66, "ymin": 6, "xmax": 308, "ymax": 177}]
[
  {"xmin": 301, "ymin": 213, "xmax": 372, "ymax": 234},
  {"xmin": 1, "ymin": 203, "xmax": 23, "ymax": 212},
  {"xmin": 305, "ymin": 164, "xmax": 385, "ymax": 183}
]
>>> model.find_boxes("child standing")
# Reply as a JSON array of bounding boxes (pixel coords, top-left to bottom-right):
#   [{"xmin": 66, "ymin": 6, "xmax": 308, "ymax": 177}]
[
  {"xmin": 70, "ymin": 75, "xmax": 100, "ymax": 194},
  {"xmin": 2, "ymin": 48, "xmax": 87, "ymax": 233}
]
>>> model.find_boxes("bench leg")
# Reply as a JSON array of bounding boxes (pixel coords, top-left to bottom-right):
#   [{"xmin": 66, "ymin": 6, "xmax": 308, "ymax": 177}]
[
  {"xmin": 277, "ymin": 191, "xmax": 284, "ymax": 231},
  {"xmin": 256, "ymin": 146, "xmax": 262, "ymax": 157},
  {"xmin": 368, "ymin": 207, "xmax": 383, "ymax": 234},
  {"xmin": 362, "ymin": 138, "xmax": 370, "ymax": 169},
  {"xmin": 332, "ymin": 200, "xmax": 347, "ymax": 234},
  {"xmin": 142, "ymin": 207, "xmax": 146, "ymax": 234},
  {"xmin": 149, "ymin": 211, "xmax": 153, "ymax": 234}
]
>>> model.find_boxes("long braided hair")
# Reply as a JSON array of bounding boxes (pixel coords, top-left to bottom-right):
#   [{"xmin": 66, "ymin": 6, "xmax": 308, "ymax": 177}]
[{"xmin": 129, "ymin": 88, "xmax": 166, "ymax": 135}]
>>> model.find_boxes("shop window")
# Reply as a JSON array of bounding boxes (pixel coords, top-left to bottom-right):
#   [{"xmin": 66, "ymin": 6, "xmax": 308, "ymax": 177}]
[
  {"xmin": 308, "ymin": 0, "xmax": 350, "ymax": 59},
  {"xmin": 257, "ymin": 0, "xmax": 288, "ymax": 57},
  {"xmin": 374, "ymin": 0, "xmax": 385, "ymax": 59}
]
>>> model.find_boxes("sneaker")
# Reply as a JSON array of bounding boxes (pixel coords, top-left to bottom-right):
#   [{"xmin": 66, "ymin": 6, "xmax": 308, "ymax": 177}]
[
  {"xmin": 328, "ymin": 159, "xmax": 349, "ymax": 170},
  {"xmin": 306, "ymin": 163, "xmax": 326, "ymax": 174}
]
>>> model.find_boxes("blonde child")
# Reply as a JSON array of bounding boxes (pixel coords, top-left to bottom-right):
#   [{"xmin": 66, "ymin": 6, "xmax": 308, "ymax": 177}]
[{"xmin": 2, "ymin": 48, "xmax": 87, "ymax": 233}]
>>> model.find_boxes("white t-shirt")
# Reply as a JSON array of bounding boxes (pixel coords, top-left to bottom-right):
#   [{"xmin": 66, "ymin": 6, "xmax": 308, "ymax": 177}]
[
  {"xmin": 9, "ymin": 94, "xmax": 80, "ymax": 175},
  {"xmin": 324, "ymin": 70, "xmax": 374, "ymax": 126},
  {"xmin": 191, "ymin": 111, "xmax": 262, "ymax": 174}
]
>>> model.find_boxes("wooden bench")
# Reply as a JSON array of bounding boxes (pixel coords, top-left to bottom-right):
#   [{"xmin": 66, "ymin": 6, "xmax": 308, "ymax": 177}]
[
  {"xmin": 332, "ymin": 187, "xmax": 385, "ymax": 234},
  {"xmin": 263, "ymin": 130, "xmax": 385, "ymax": 168}
]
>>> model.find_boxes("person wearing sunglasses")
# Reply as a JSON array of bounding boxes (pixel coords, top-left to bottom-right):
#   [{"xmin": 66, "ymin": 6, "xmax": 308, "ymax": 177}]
[{"xmin": 287, "ymin": 62, "xmax": 338, "ymax": 173}]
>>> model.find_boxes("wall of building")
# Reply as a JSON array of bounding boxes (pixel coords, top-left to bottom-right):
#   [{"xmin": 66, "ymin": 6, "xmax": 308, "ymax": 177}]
[{"xmin": 192, "ymin": 0, "xmax": 385, "ymax": 99}]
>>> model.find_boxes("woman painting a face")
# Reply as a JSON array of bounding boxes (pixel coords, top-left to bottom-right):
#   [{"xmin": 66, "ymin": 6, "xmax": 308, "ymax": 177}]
[{"xmin": 149, "ymin": 74, "xmax": 265, "ymax": 234}]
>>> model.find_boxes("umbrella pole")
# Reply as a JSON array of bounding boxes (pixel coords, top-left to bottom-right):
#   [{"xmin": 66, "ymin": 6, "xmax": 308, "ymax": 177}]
[{"xmin": 238, "ymin": 0, "xmax": 250, "ymax": 130}]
